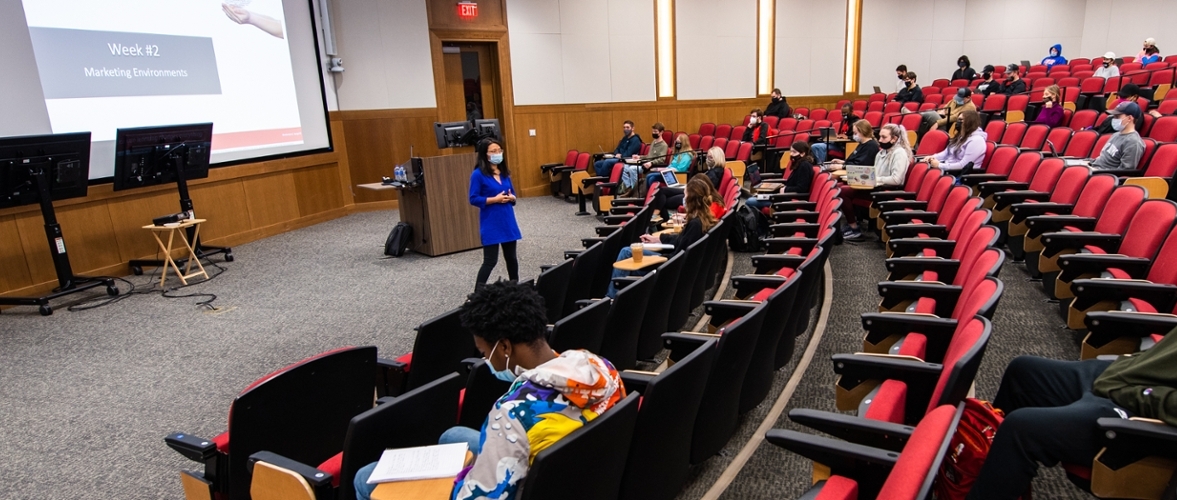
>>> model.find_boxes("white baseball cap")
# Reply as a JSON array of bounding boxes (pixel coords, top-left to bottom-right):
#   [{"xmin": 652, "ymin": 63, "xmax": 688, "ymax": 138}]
[
  {"xmin": 1104, "ymin": 51, "xmax": 1116, "ymax": 59},
  {"xmin": 1145, "ymin": 37, "xmax": 1156, "ymax": 46}
]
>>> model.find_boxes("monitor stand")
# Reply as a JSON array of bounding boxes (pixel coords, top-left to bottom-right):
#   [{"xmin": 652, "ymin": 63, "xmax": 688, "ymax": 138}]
[
  {"xmin": 127, "ymin": 155, "xmax": 234, "ymax": 276},
  {"xmin": 0, "ymin": 163, "xmax": 118, "ymax": 316}
]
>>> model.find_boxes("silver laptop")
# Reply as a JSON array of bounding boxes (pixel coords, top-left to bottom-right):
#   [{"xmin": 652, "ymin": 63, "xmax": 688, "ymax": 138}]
[{"xmin": 660, "ymin": 169, "xmax": 681, "ymax": 187}]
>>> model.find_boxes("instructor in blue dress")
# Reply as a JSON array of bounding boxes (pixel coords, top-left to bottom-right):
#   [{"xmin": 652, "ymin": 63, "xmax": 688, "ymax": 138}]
[{"xmin": 470, "ymin": 138, "xmax": 522, "ymax": 289}]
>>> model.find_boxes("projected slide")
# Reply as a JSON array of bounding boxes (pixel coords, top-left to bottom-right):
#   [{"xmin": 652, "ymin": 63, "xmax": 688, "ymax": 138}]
[{"xmin": 21, "ymin": 0, "xmax": 304, "ymax": 156}]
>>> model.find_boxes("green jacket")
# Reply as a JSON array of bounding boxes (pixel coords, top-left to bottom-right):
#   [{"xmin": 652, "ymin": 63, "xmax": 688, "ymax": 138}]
[{"xmin": 1093, "ymin": 328, "xmax": 1177, "ymax": 426}]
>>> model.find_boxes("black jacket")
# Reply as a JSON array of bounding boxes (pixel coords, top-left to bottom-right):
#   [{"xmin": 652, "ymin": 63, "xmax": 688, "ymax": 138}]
[
  {"xmin": 1002, "ymin": 78, "xmax": 1027, "ymax": 96},
  {"xmin": 836, "ymin": 114, "xmax": 861, "ymax": 136},
  {"xmin": 784, "ymin": 160, "xmax": 815, "ymax": 192},
  {"xmin": 765, "ymin": 98, "xmax": 792, "ymax": 118},
  {"xmin": 896, "ymin": 84, "xmax": 924, "ymax": 104},
  {"xmin": 844, "ymin": 140, "xmax": 880, "ymax": 166},
  {"xmin": 661, "ymin": 217, "xmax": 703, "ymax": 252},
  {"xmin": 976, "ymin": 79, "xmax": 1002, "ymax": 96},
  {"xmin": 742, "ymin": 122, "xmax": 771, "ymax": 144},
  {"xmin": 952, "ymin": 67, "xmax": 977, "ymax": 81}
]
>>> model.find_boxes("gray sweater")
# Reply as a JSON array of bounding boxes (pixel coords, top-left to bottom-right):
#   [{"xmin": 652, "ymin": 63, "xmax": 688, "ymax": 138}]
[{"xmin": 1091, "ymin": 131, "xmax": 1144, "ymax": 171}]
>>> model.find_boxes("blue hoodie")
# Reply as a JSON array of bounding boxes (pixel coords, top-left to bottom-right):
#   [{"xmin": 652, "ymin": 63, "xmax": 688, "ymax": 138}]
[{"xmin": 1042, "ymin": 44, "xmax": 1067, "ymax": 67}]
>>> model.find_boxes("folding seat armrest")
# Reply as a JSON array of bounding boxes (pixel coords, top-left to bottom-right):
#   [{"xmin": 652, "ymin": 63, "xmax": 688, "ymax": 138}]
[
  {"xmin": 165, "ymin": 432, "xmax": 218, "ymax": 462},
  {"xmin": 580, "ymin": 175, "xmax": 609, "ymax": 187},
  {"xmin": 876, "ymin": 200, "xmax": 929, "ymax": 214},
  {"xmin": 765, "ymin": 429, "xmax": 899, "ymax": 480},
  {"xmin": 831, "ymin": 353, "xmax": 943, "ymax": 389},
  {"xmin": 581, "ymin": 237, "xmax": 606, "ymax": 248},
  {"xmin": 860, "ymin": 312, "xmax": 959, "ymax": 340},
  {"xmin": 769, "ymin": 222, "xmax": 820, "ymax": 238},
  {"xmin": 1086, "ymin": 311, "xmax": 1177, "ymax": 338},
  {"xmin": 977, "ymin": 181, "xmax": 1032, "ymax": 199},
  {"xmin": 595, "ymin": 225, "xmax": 622, "ymax": 237},
  {"xmin": 564, "ymin": 250, "xmax": 584, "ymax": 259},
  {"xmin": 1041, "ymin": 232, "xmax": 1121, "ymax": 257},
  {"xmin": 1096, "ymin": 418, "xmax": 1177, "ymax": 465},
  {"xmin": 749, "ymin": 254, "xmax": 808, "ymax": 274},
  {"xmin": 883, "ymin": 257, "xmax": 961, "ymax": 283},
  {"xmin": 959, "ymin": 173, "xmax": 1008, "ymax": 187},
  {"xmin": 887, "ymin": 238, "xmax": 957, "ymax": 258},
  {"xmin": 765, "ymin": 237, "xmax": 819, "ymax": 255},
  {"xmin": 602, "ymin": 214, "xmax": 635, "ymax": 225},
  {"xmin": 885, "ymin": 224, "xmax": 949, "ymax": 240},
  {"xmin": 787, "ymin": 409, "xmax": 915, "ymax": 452},
  {"xmin": 663, "ymin": 331, "xmax": 719, "ymax": 362},
  {"xmin": 1059, "ymin": 254, "xmax": 1152, "ymax": 279},
  {"xmin": 870, "ymin": 191, "xmax": 916, "ymax": 203},
  {"xmin": 1026, "ymin": 215, "xmax": 1097, "ymax": 238},
  {"xmin": 704, "ymin": 299, "xmax": 759, "ymax": 325},
  {"xmin": 619, "ymin": 371, "xmax": 656, "ymax": 394},
  {"xmin": 1072, "ymin": 279, "xmax": 1177, "ymax": 313},
  {"xmin": 376, "ymin": 357, "xmax": 409, "ymax": 397},
  {"xmin": 881, "ymin": 210, "xmax": 938, "ymax": 226},
  {"xmin": 550, "ymin": 165, "xmax": 577, "ymax": 175},
  {"xmin": 758, "ymin": 172, "xmax": 784, "ymax": 180},
  {"xmin": 612, "ymin": 197, "xmax": 646, "ymax": 207},
  {"xmin": 539, "ymin": 162, "xmax": 564, "ymax": 173},
  {"xmin": 768, "ymin": 192, "xmax": 808, "ymax": 202},
  {"xmin": 575, "ymin": 298, "xmax": 607, "ymax": 308},
  {"xmin": 772, "ymin": 201, "xmax": 817, "ymax": 212},
  {"xmin": 877, "ymin": 282, "xmax": 963, "ymax": 315},
  {"xmin": 992, "ymin": 190, "xmax": 1050, "ymax": 208},
  {"xmin": 612, "ymin": 277, "xmax": 640, "ymax": 290},
  {"xmin": 247, "ymin": 451, "xmax": 334, "ymax": 492},
  {"xmin": 1116, "ymin": 169, "xmax": 1146, "ymax": 178},
  {"xmin": 1011, "ymin": 202, "xmax": 1074, "ymax": 220},
  {"xmin": 731, "ymin": 274, "xmax": 788, "ymax": 298},
  {"xmin": 774, "ymin": 210, "xmax": 821, "ymax": 223}
]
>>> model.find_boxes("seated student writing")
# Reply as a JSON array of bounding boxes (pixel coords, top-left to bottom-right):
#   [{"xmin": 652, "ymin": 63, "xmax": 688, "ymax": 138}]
[
  {"xmin": 607, "ymin": 175, "xmax": 720, "ymax": 298},
  {"xmin": 929, "ymin": 110, "xmax": 986, "ymax": 173},
  {"xmin": 745, "ymin": 141, "xmax": 815, "ymax": 212},
  {"xmin": 352, "ymin": 281, "xmax": 626, "ymax": 500}
]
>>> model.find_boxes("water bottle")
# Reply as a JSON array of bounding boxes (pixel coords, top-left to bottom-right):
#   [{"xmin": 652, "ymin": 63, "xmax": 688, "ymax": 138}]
[{"xmin": 395, "ymin": 166, "xmax": 404, "ymax": 182}]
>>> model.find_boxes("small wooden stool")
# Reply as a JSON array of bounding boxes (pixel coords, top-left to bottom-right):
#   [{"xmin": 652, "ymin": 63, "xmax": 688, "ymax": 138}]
[{"xmin": 142, "ymin": 219, "xmax": 209, "ymax": 286}]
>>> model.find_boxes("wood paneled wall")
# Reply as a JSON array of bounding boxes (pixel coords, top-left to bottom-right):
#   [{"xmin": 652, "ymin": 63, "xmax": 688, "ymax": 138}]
[
  {"xmin": 0, "ymin": 117, "xmax": 357, "ymax": 299},
  {"xmin": 507, "ymin": 95, "xmax": 845, "ymax": 197}
]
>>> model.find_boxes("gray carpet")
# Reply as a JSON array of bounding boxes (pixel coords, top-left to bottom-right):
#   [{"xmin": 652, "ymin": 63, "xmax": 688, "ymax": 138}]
[{"xmin": 0, "ymin": 196, "xmax": 602, "ymax": 500}]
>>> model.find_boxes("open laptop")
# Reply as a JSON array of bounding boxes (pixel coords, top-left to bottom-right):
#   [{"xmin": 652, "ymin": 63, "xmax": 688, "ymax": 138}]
[
  {"xmin": 873, "ymin": 85, "xmax": 882, "ymax": 94},
  {"xmin": 660, "ymin": 169, "xmax": 681, "ymax": 187},
  {"xmin": 1020, "ymin": 60, "xmax": 1032, "ymax": 69}
]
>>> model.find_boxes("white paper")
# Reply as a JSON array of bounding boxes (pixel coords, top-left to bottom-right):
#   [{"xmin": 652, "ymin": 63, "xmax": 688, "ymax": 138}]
[
  {"xmin": 365, "ymin": 442, "xmax": 469, "ymax": 484},
  {"xmin": 643, "ymin": 243, "xmax": 674, "ymax": 251}
]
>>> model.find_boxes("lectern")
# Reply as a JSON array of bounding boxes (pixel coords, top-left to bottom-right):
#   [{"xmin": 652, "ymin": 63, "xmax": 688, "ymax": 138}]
[{"xmin": 396, "ymin": 154, "xmax": 482, "ymax": 256}]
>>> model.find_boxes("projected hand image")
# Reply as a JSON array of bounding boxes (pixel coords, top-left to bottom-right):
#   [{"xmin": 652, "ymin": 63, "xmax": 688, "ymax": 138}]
[{"xmin": 222, "ymin": 2, "xmax": 284, "ymax": 39}]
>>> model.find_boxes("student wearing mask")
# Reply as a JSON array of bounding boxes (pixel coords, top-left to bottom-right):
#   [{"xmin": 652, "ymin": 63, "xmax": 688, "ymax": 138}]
[
  {"xmin": 593, "ymin": 120, "xmax": 642, "ymax": 179},
  {"xmin": 1095, "ymin": 84, "xmax": 1150, "ymax": 131},
  {"xmin": 620, "ymin": 123, "xmax": 667, "ymax": 196},
  {"xmin": 645, "ymin": 133, "xmax": 695, "ymax": 200},
  {"xmin": 764, "ymin": 88, "xmax": 792, "ymax": 118},
  {"xmin": 1002, "ymin": 64, "xmax": 1027, "ymax": 95},
  {"xmin": 917, "ymin": 88, "xmax": 976, "ymax": 141},
  {"xmin": 895, "ymin": 64, "xmax": 909, "ymax": 93},
  {"xmin": 1137, "ymin": 37, "xmax": 1157, "ymax": 60},
  {"xmin": 896, "ymin": 72, "xmax": 924, "ymax": 104},
  {"xmin": 839, "ymin": 124, "xmax": 911, "ymax": 240},
  {"xmin": 742, "ymin": 108, "xmax": 771, "ymax": 165},
  {"xmin": 976, "ymin": 65, "xmax": 1002, "ymax": 96},
  {"xmin": 1141, "ymin": 45, "xmax": 1161, "ymax": 67},
  {"xmin": 652, "ymin": 146, "xmax": 725, "ymax": 221},
  {"xmin": 1041, "ymin": 44, "xmax": 1067, "ymax": 68},
  {"xmin": 1032, "ymin": 85, "xmax": 1065, "ymax": 128},
  {"xmin": 1090, "ymin": 101, "xmax": 1145, "ymax": 171},
  {"xmin": 810, "ymin": 103, "xmax": 860, "ymax": 164},
  {"xmin": 353, "ymin": 281, "xmax": 626, "ymax": 500},
  {"xmin": 827, "ymin": 120, "xmax": 880, "ymax": 167},
  {"xmin": 745, "ymin": 141, "xmax": 815, "ymax": 211},
  {"xmin": 930, "ymin": 110, "xmax": 986, "ymax": 173},
  {"xmin": 607, "ymin": 175, "xmax": 719, "ymax": 297},
  {"xmin": 1093, "ymin": 52, "xmax": 1120, "ymax": 79},
  {"xmin": 952, "ymin": 55, "xmax": 977, "ymax": 81},
  {"xmin": 469, "ymin": 139, "xmax": 521, "ymax": 290}
]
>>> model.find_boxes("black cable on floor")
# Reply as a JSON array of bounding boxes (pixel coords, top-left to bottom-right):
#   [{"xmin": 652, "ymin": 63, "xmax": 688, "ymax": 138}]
[{"xmin": 65, "ymin": 259, "xmax": 228, "ymax": 312}]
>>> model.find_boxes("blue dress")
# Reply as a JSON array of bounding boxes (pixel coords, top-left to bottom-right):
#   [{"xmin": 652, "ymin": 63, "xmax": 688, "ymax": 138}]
[{"xmin": 469, "ymin": 167, "xmax": 522, "ymax": 246}]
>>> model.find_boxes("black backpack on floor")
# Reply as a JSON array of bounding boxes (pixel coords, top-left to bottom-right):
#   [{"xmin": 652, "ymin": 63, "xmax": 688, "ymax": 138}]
[{"xmin": 384, "ymin": 222, "xmax": 413, "ymax": 257}]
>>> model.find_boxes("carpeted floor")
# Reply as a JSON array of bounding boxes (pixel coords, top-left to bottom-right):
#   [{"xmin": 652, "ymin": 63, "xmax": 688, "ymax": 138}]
[{"xmin": 0, "ymin": 195, "xmax": 1098, "ymax": 499}]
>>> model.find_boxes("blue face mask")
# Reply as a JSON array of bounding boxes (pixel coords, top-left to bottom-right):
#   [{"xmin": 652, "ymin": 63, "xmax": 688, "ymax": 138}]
[
  {"xmin": 954, "ymin": 97, "xmax": 967, "ymax": 106},
  {"xmin": 1111, "ymin": 117, "xmax": 1124, "ymax": 132},
  {"xmin": 486, "ymin": 341, "xmax": 518, "ymax": 382},
  {"xmin": 489, "ymin": 153, "xmax": 504, "ymax": 165}
]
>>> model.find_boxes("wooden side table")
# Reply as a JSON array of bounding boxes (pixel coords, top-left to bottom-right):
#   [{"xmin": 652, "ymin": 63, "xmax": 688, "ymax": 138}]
[{"xmin": 142, "ymin": 219, "xmax": 209, "ymax": 286}]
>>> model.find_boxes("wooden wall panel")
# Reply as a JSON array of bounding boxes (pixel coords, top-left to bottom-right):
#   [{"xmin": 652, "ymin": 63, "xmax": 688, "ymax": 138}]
[
  {"xmin": 566, "ymin": 110, "xmax": 615, "ymax": 157},
  {"xmin": 53, "ymin": 202, "xmax": 119, "ymax": 274},
  {"xmin": 337, "ymin": 109, "xmax": 442, "ymax": 205},
  {"xmin": 243, "ymin": 173, "xmax": 301, "ymax": 229},
  {"xmin": 190, "ymin": 181, "xmax": 253, "ymax": 244},
  {"xmin": 106, "ymin": 189, "xmax": 185, "ymax": 262},
  {"xmin": 294, "ymin": 164, "xmax": 345, "ymax": 217},
  {"xmin": 510, "ymin": 112, "xmax": 567, "ymax": 195},
  {"xmin": 677, "ymin": 107, "xmax": 719, "ymax": 134},
  {"xmin": 0, "ymin": 216, "xmax": 31, "ymax": 291}
]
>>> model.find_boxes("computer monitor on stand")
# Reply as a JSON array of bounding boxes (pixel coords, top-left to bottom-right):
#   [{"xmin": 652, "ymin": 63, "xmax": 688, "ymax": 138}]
[
  {"xmin": 0, "ymin": 132, "xmax": 118, "ymax": 315},
  {"xmin": 112, "ymin": 123, "xmax": 232, "ymax": 276},
  {"xmin": 433, "ymin": 121, "xmax": 474, "ymax": 149}
]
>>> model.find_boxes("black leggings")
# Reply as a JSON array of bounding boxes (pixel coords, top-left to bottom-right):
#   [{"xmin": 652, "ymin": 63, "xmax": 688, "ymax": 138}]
[
  {"xmin": 652, "ymin": 186, "xmax": 685, "ymax": 218},
  {"xmin": 477, "ymin": 241, "xmax": 519, "ymax": 286}
]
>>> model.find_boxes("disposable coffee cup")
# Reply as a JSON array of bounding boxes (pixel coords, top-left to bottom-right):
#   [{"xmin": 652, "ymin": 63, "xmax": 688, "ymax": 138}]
[{"xmin": 631, "ymin": 243, "xmax": 644, "ymax": 262}]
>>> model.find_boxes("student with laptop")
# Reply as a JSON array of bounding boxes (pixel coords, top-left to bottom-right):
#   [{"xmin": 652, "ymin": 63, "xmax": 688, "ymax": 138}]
[
  {"xmin": 745, "ymin": 141, "xmax": 815, "ymax": 212},
  {"xmin": 839, "ymin": 124, "xmax": 912, "ymax": 241},
  {"xmin": 826, "ymin": 121, "xmax": 880, "ymax": 167},
  {"xmin": 644, "ymin": 132, "xmax": 695, "ymax": 200},
  {"xmin": 810, "ymin": 103, "xmax": 860, "ymax": 164},
  {"xmin": 1089, "ymin": 101, "xmax": 1145, "ymax": 171}
]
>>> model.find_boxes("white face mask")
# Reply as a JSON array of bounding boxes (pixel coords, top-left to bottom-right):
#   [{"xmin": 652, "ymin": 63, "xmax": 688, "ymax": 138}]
[
  {"xmin": 749, "ymin": 116, "xmax": 758, "ymax": 124},
  {"xmin": 1111, "ymin": 117, "xmax": 1125, "ymax": 131},
  {"xmin": 853, "ymin": 133, "xmax": 862, "ymax": 143}
]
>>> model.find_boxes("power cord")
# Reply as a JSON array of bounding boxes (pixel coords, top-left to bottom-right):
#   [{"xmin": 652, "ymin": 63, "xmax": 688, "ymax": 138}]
[{"xmin": 66, "ymin": 257, "xmax": 228, "ymax": 312}]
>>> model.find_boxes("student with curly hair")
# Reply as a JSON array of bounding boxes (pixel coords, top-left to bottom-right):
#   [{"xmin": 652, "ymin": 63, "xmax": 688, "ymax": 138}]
[{"xmin": 353, "ymin": 281, "xmax": 626, "ymax": 500}]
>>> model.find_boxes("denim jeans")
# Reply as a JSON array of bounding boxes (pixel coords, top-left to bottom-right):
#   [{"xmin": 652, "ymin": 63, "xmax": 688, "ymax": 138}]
[
  {"xmin": 810, "ymin": 142, "xmax": 844, "ymax": 165},
  {"xmin": 607, "ymin": 246, "xmax": 659, "ymax": 298},
  {"xmin": 594, "ymin": 158, "xmax": 621, "ymax": 178},
  {"xmin": 352, "ymin": 426, "xmax": 483, "ymax": 500},
  {"xmin": 745, "ymin": 196, "xmax": 770, "ymax": 211}
]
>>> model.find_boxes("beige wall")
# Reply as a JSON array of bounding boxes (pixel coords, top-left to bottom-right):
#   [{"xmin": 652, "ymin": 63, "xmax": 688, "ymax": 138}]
[
  {"xmin": 329, "ymin": 0, "xmax": 436, "ymax": 110},
  {"xmin": 1079, "ymin": 0, "xmax": 1177, "ymax": 61},
  {"xmin": 774, "ymin": 0, "xmax": 847, "ymax": 96},
  {"xmin": 676, "ymin": 0, "xmax": 758, "ymax": 99}
]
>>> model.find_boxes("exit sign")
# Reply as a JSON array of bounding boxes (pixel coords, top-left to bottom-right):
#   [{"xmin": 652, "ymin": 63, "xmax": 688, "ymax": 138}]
[{"xmin": 457, "ymin": 1, "xmax": 478, "ymax": 20}]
